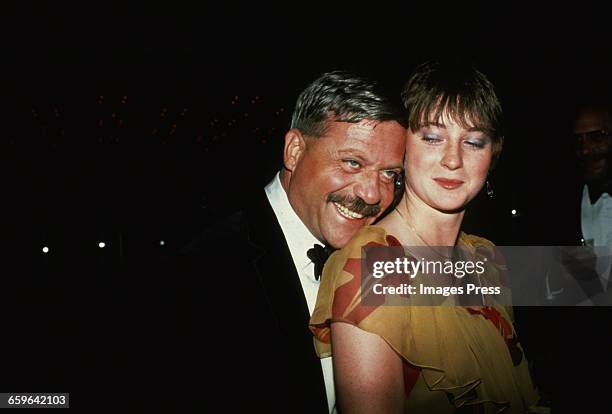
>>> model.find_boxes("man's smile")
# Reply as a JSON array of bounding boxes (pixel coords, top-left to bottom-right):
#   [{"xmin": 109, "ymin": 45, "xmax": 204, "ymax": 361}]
[{"xmin": 333, "ymin": 202, "xmax": 365, "ymax": 220}]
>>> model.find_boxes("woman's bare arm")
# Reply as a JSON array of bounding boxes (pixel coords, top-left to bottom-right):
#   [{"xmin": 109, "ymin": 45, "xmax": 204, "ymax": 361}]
[{"xmin": 331, "ymin": 322, "xmax": 405, "ymax": 413}]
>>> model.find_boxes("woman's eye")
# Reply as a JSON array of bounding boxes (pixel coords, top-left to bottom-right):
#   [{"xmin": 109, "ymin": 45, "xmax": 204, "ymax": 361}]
[
  {"xmin": 422, "ymin": 135, "xmax": 442, "ymax": 144},
  {"xmin": 344, "ymin": 159, "xmax": 361, "ymax": 169},
  {"xmin": 465, "ymin": 139, "xmax": 486, "ymax": 149}
]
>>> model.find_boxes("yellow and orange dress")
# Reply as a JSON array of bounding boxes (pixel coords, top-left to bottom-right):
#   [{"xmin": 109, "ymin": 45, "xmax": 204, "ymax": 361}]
[{"xmin": 310, "ymin": 225, "xmax": 538, "ymax": 413}]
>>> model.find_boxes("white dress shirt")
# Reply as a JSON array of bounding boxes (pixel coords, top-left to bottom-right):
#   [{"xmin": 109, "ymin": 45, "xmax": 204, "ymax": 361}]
[
  {"xmin": 265, "ymin": 172, "xmax": 336, "ymax": 414},
  {"xmin": 580, "ymin": 184, "xmax": 612, "ymax": 290}
]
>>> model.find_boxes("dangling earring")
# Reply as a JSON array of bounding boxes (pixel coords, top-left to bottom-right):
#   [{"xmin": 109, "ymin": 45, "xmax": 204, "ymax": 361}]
[
  {"xmin": 486, "ymin": 180, "xmax": 494, "ymax": 198},
  {"xmin": 395, "ymin": 172, "xmax": 403, "ymax": 187}
]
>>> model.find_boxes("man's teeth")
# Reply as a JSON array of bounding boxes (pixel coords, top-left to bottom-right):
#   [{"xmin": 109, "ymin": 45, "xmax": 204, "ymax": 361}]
[{"xmin": 334, "ymin": 202, "xmax": 364, "ymax": 219}]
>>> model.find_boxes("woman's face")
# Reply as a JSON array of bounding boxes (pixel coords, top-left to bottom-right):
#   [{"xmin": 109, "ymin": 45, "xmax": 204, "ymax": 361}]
[{"xmin": 405, "ymin": 114, "xmax": 493, "ymax": 213}]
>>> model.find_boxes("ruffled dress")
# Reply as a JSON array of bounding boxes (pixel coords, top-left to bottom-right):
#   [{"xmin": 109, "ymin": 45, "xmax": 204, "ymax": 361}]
[{"xmin": 310, "ymin": 225, "xmax": 538, "ymax": 413}]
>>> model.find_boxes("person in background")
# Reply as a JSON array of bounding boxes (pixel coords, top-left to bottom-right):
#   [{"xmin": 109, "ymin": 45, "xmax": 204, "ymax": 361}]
[{"xmin": 574, "ymin": 101, "xmax": 612, "ymax": 247}]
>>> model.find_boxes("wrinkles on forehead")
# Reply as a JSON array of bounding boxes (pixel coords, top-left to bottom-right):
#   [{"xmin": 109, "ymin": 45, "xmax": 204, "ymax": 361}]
[{"xmin": 345, "ymin": 119, "xmax": 379, "ymax": 140}]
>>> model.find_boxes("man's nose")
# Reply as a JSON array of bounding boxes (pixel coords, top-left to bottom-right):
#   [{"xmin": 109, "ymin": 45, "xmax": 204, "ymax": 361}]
[
  {"xmin": 353, "ymin": 171, "xmax": 382, "ymax": 206},
  {"xmin": 576, "ymin": 137, "xmax": 593, "ymax": 156},
  {"xmin": 440, "ymin": 143, "xmax": 463, "ymax": 170}
]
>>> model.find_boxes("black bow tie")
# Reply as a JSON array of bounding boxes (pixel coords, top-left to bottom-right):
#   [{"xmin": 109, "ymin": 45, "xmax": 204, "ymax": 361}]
[{"xmin": 307, "ymin": 244, "xmax": 335, "ymax": 281}]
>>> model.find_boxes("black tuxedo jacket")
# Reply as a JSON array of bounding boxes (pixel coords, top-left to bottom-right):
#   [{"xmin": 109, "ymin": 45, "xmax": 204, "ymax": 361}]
[{"xmin": 148, "ymin": 191, "xmax": 329, "ymax": 412}]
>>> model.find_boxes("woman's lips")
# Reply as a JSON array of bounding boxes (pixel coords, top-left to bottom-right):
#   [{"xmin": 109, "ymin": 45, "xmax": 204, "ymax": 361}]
[{"xmin": 433, "ymin": 178, "xmax": 464, "ymax": 189}]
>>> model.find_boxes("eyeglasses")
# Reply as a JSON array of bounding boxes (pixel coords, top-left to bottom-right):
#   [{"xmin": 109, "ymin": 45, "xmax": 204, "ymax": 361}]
[{"xmin": 574, "ymin": 129, "xmax": 612, "ymax": 144}]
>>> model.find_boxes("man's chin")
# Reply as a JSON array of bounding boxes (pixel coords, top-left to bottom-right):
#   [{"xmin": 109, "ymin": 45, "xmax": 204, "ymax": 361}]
[
  {"xmin": 324, "ymin": 230, "xmax": 356, "ymax": 250},
  {"xmin": 325, "ymin": 219, "xmax": 376, "ymax": 248},
  {"xmin": 321, "ymin": 208, "xmax": 363, "ymax": 246},
  {"xmin": 584, "ymin": 170, "xmax": 607, "ymax": 182},
  {"xmin": 583, "ymin": 160, "xmax": 608, "ymax": 179}
]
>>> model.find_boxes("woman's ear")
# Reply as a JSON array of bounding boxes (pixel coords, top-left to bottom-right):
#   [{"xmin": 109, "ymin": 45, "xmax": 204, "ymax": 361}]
[
  {"xmin": 283, "ymin": 128, "xmax": 306, "ymax": 172},
  {"xmin": 489, "ymin": 135, "xmax": 504, "ymax": 173}
]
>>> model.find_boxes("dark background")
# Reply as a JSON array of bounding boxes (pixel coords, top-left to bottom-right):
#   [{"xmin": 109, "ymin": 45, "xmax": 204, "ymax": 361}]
[{"xmin": 3, "ymin": 3, "xmax": 612, "ymax": 410}]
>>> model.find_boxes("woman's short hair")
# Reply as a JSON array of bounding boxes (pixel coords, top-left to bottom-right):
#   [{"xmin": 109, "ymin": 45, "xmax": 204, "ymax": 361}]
[{"xmin": 401, "ymin": 60, "xmax": 504, "ymax": 165}]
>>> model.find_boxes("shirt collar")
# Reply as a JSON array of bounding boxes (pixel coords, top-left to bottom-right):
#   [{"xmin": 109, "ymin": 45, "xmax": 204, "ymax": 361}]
[{"xmin": 265, "ymin": 172, "xmax": 321, "ymax": 275}]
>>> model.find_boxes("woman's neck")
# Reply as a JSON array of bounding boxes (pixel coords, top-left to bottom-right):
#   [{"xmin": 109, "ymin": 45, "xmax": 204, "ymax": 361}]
[{"xmin": 393, "ymin": 193, "xmax": 465, "ymax": 246}]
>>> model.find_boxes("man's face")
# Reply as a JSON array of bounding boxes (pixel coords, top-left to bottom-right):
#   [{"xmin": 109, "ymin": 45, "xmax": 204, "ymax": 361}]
[
  {"xmin": 283, "ymin": 119, "xmax": 406, "ymax": 249},
  {"xmin": 574, "ymin": 107, "xmax": 612, "ymax": 182}
]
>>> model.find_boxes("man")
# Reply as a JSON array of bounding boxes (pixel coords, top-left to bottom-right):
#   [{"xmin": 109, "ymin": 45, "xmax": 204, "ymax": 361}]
[
  {"xmin": 542, "ymin": 101, "xmax": 612, "ymax": 411},
  {"xmin": 156, "ymin": 71, "xmax": 407, "ymax": 412},
  {"xmin": 574, "ymin": 102, "xmax": 612, "ymax": 248}
]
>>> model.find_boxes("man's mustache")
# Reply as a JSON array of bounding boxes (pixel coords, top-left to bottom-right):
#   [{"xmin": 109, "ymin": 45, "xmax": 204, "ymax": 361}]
[
  {"xmin": 327, "ymin": 193, "xmax": 381, "ymax": 217},
  {"xmin": 579, "ymin": 153, "xmax": 609, "ymax": 163}
]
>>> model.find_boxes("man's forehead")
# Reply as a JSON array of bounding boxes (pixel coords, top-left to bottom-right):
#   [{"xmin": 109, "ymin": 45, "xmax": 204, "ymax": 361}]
[
  {"xmin": 319, "ymin": 119, "xmax": 403, "ymax": 151},
  {"xmin": 575, "ymin": 107, "xmax": 612, "ymax": 132},
  {"xmin": 331, "ymin": 121, "xmax": 404, "ymax": 166},
  {"xmin": 345, "ymin": 119, "xmax": 380, "ymax": 140}
]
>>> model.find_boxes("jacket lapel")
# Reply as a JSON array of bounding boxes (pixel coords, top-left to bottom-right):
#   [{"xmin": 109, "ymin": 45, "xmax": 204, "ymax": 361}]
[{"xmin": 245, "ymin": 191, "xmax": 328, "ymax": 412}]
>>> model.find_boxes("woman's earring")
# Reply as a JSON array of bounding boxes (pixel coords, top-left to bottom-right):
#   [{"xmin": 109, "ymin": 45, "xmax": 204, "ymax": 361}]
[
  {"xmin": 395, "ymin": 172, "xmax": 403, "ymax": 187},
  {"xmin": 486, "ymin": 180, "xmax": 494, "ymax": 198}
]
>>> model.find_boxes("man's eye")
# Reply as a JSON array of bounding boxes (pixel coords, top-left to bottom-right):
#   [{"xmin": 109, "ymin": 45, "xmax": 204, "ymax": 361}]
[
  {"xmin": 591, "ymin": 130, "xmax": 611, "ymax": 141},
  {"xmin": 382, "ymin": 170, "xmax": 398, "ymax": 180},
  {"xmin": 344, "ymin": 159, "xmax": 361, "ymax": 169}
]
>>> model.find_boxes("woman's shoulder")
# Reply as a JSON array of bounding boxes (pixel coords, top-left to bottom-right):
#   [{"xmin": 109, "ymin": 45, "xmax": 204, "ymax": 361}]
[
  {"xmin": 345, "ymin": 224, "xmax": 389, "ymax": 246},
  {"xmin": 334, "ymin": 225, "xmax": 399, "ymax": 257},
  {"xmin": 323, "ymin": 226, "xmax": 393, "ymax": 269},
  {"xmin": 459, "ymin": 232, "xmax": 496, "ymax": 249}
]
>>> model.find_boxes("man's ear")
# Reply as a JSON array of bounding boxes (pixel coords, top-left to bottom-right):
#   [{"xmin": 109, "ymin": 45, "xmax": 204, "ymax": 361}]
[{"xmin": 283, "ymin": 128, "xmax": 307, "ymax": 172}]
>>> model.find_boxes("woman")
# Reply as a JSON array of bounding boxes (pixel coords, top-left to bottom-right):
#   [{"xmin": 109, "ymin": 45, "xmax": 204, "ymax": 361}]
[{"xmin": 310, "ymin": 61, "xmax": 538, "ymax": 413}]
